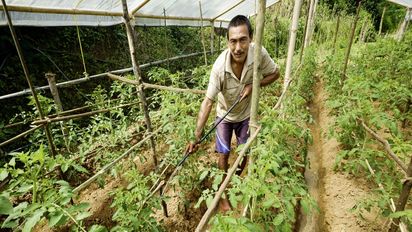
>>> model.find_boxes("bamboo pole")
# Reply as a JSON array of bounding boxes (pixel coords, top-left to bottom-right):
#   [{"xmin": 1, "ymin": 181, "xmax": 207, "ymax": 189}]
[
  {"xmin": 107, "ymin": 73, "xmax": 206, "ymax": 94},
  {"xmin": 332, "ymin": 13, "xmax": 340, "ymax": 55},
  {"xmin": 195, "ymin": 126, "xmax": 261, "ymax": 232},
  {"xmin": 299, "ymin": 0, "xmax": 311, "ymax": 63},
  {"xmin": 0, "ymin": 52, "xmax": 209, "ymax": 101},
  {"xmin": 284, "ymin": 0, "xmax": 303, "ymax": 90},
  {"xmin": 45, "ymin": 73, "xmax": 70, "ymax": 150},
  {"xmin": 249, "ymin": 0, "xmax": 266, "ymax": 170},
  {"xmin": 32, "ymin": 102, "xmax": 140, "ymax": 125},
  {"xmin": 122, "ymin": 0, "xmax": 157, "ymax": 166},
  {"xmin": 73, "ymin": 125, "xmax": 164, "ymax": 193},
  {"xmin": 212, "ymin": 0, "xmax": 245, "ymax": 21},
  {"xmin": 342, "ymin": 0, "xmax": 362, "ymax": 81},
  {"xmin": 163, "ymin": 8, "xmax": 170, "ymax": 69},
  {"xmin": 396, "ymin": 8, "xmax": 410, "ymax": 41},
  {"xmin": 361, "ymin": 121, "xmax": 408, "ymax": 173},
  {"xmin": 389, "ymin": 157, "xmax": 412, "ymax": 232},
  {"xmin": 0, "ymin": 125, "xmax": 43, "ymax": 147},
  {"xmin": 211, "ymin": 21, "xmax": 215, "ymax": 55},
  {"xmin": 379, "ymin": 6, "xmax": 386, "ymax": 35},
  {"xmin": 218, "ymin": 21, "xmax": 222, "ymax": 52},
  {"xmin": 199, "ymin": 1, "xmax": 208, "ymax": 66},
  {"xmin": 2, "ymin": 0, "xmax": 56, "ymax": 156}
]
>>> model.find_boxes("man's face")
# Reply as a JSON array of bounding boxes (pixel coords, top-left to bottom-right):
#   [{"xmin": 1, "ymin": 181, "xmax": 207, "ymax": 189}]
[{"xmin": 228, "ymin": 24, "xmax": 252, "ymax": 64}]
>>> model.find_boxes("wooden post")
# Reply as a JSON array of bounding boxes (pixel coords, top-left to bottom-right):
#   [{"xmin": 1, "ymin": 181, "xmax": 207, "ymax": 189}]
[
  {"xmin": 2, "ymin": 0, "xmax": 56, "ymax": 156},
  {"xmin": 45, "ymin": 73, "xmax": 70, "ymax": 151},
  {"xmin": 199, "ymin": 0, "xmax": 208, "ymax": 66},
  {"xmin": 284, "ymin": 0, "xmax": 303, "ymax": 90},
  {"xmin": 304, "ymin": 0, "xmax": 318, "ymax": 48},
  {"xmin": 211, "ymin": 21, "xmax": 215, "ymax": 55},
  {"xmin": 218, "ymin": 21, "xmax": 222, "ymax": 52},
  {"xmin": 342, "ymin": 0, "xmax": 362, "ymax": 81},
  {"xmin": 332, "ymin": 13, "xmax": 340, "ymax": 55},
  {"xmin": 300, "ymin": 0, "xmax": 311, "ymax": 63},
  {"xmin": 396, "ymin": 8, "xmax": 410, "ymax": 41},
  {"xmin": 379, "ymin": 6, "xmax": 386, "ymax": 35},
  {"xmin": 121, "ymin": 0, "xmax": 157, "ymax": 166},
  {"xmin": 389, "ymin": 157, "xmax": 412, "ymax": 232}
]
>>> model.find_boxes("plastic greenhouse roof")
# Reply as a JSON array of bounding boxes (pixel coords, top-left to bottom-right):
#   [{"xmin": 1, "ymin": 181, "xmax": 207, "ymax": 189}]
[
  {"xmin": 388, "ymin": 0, "xmax": 412, "ymax": 8},
  {"xmin": 0, "ymin": 0, "xmax": 279, "ymax": 27}
]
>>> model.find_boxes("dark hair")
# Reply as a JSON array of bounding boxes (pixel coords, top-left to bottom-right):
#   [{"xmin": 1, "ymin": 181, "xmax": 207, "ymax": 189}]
[{"xmin": 227, "ymin": 15, "xmax": 253, "ymax": 39}]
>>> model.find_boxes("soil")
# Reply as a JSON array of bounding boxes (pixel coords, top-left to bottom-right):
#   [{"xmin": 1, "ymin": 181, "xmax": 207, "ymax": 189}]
[{"xmin": 298, "ymin": 78, "xmax": 385, "ymax": 232}]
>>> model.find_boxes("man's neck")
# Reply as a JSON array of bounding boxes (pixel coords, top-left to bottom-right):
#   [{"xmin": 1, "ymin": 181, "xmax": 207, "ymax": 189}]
[{"xmin": 230, "ymin": 57, "xmax": 246, "ymax": 80}]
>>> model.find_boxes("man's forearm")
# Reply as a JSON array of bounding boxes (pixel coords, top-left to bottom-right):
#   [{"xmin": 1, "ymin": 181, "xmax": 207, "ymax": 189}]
[
  {"xmin": 261, "ymin": 68, "xmax": 280, "ymax": 87},
  {"xmin": 195, "ymin": 97, "xmax": 213, "ymax": 142}
]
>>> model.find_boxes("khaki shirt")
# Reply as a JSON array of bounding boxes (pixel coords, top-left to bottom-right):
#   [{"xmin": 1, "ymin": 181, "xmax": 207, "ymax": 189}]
[{"xmin": 206, "ymin": 43, "xmax": 278, "ymax": 122}]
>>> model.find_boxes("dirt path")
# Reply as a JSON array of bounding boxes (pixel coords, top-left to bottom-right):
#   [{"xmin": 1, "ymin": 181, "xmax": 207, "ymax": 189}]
[{"xmin": 299, "ymin": 78, "xmax": 383, "ymax": 232}]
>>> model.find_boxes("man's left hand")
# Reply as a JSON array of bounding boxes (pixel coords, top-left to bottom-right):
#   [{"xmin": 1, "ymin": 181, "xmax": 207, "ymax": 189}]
[{"xmin": 240, "ymin": 84, "xmax": 252, "ymax": 101}]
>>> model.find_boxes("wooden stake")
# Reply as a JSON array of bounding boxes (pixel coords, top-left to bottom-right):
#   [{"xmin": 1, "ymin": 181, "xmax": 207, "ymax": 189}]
[
  {"xmin": 361, "ymin": 120, "xmax": 408, "ymax": 173},
  {"xmin": 195, "ymin": 126, "xmax": 261, "ymax": 232},
  {"xmin": 199, "ymin": 1, "xmax": 208, "ymax": 66},
  {"xmin": 163, "ymin": 8, "xmax": 170, "ymax": 69},
  {"xmin": 211, "ymin": 21, "xmax": 215, "ymax": 55},
  {"xmin": 2, "ymin": 0, "xmax": 56, "ymax": 156},
  {"xmin": 218, "ymin": 21, "xmax": 222, "ymax": 52},
  {"xmin": 379, "ymin": 6, "xmax": 386, "ymax": 35},
  {"xmin": 121, "ymin": 0, "xmax": 157, "ymax": 166},
  {"xmin": 332, "ymin": 13, "xmax": 340, "ymax": 55},
  {"xmin": 45, "ymin": 73, "xmax": 70, "ymax": 151},
  {"xmin": 284, "ymin": 0, "xmax": 303, "ymax": 90},
  {"xmin": 73, "ymin": 125, "xmax": 164, "ymax": 193},
  {"xmin": 342, "ymin": 0, "xmax": 362, "ymax": 81},
  {"xmin": 300, "ymin": 0, "xmax": 311, "ymax": 63},
  {"xmin": 389, "ymin": 157, "xmax": 412, "ymax": 232}
]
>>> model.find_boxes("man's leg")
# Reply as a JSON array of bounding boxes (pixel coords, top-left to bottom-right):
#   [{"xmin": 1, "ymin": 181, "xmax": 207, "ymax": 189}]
[
  {"xmin": 215, "ymin": 117, "xmax": 233, "ymax": 212},
  {"xmin": 234, "ymin": 118, "xmax": 250, "ymax": 176}
]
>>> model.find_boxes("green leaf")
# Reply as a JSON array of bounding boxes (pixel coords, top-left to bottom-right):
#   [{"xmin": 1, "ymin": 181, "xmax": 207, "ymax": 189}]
[
  {"xmin": 389, "ymin": 209, "xmax": 412, "ymax": 218},
  {"xmin": 89, "ymin": 225, "xmax": 108, "ymax": 232},
  {"xmin": 76, "ymin": 211, "xmax": 92, "ymax": 221},
  {"xmin": 0, "ymin": 196, "xmax": 13, "ymax": 215},
  {"xmin": 0, "ymin": 169, "xmax": 8, "ymax": 181},
  {"xmin": 273, "ymin": 214, "xmax": 284, "ymax": 226},
  {"xmin": 199, "ymin": 170, "xmax": 209, "ymax": 182},
  {"xmin": 22, "ymin": 208, "xmax": 45, "ymax": 232},
  {"xmin": 48, "ymin": 211, "xmax": 65, "ymax": 227}
]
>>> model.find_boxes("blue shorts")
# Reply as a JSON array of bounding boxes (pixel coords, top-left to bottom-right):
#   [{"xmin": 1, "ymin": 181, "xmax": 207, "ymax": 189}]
[{"xmin": 215, "ymin": 117, "xmax": 250, "ymax": 155}]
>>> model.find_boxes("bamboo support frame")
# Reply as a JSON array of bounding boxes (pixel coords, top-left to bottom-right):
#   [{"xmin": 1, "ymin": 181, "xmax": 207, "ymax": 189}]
[
  {"xmin": 332, "ymin": 13, "xmax": 340, "ymax": 55},
  {"xmin": 342, "ymin": 0, "xmax": 362, "ymax": 81},
  {"xmin": 195, "ymin": 126, "xmax": 261, "ymax": 232},
  {"xmin": 107, "ymin": 73, "xmax": 205, "ymax": 94},
  {"xmin": 122, "ymin": 0, "xmax": 157, "ymax": 166},
  {"xmin": 210, "ymin": 21, "xmax": 215, "ymax": 55},
  {"xmin": 32, "ymin": 101, "xmax": 140, "ymax": 125},
  {"xmin": 2, "ymin": 0, "xmax": 56, "ymax": 156},
  {"xmin": 0, "ymin": 124, "xmax": 43, "ymax": 147},
  {"xmin": 73, "ymin": 125, "xmax": 164, "ymax": 193},
  {"xmin": 361, "ymin": 121, "xmax": 408, "ymax": 173},
  {"xmin": 199, "ymin": 1, "xmax": 208, "ymax": 66},
  {"xmin": 299, "ymin": 1, "xmax": 311, "ymax": 64},
  {"xmin": 0, "ymin": 51, "xmax": 209, "ymax": 101},
  {"xmin": 211, "ymin": 0, "xmax": 245, "ymax": 21}
]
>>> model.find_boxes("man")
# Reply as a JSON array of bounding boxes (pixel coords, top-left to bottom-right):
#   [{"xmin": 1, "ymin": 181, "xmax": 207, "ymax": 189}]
[{"xmin": 186, "ymin": 15, "xmax": 279, "ymax": 211}]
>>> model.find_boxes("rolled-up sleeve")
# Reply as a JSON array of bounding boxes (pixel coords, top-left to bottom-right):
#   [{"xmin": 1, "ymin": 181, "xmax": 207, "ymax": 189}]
[
  {"xmin": 206, "ymin": 69, "xmax": 221, "ymax": 101},
  {"xmin": 260, "ymin": 47, "xmax": 278, "ymax": 78}
]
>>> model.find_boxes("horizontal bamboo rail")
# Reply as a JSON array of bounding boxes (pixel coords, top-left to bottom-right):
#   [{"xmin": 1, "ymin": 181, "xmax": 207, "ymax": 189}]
[
  {"xmin": 0, "ymin": 124, "xmax": 43, "ymax": 147},
  {"xmin": 73, "ymin": 124, "xmax": 165, "ymax": 193},
  {"xmin": 196, "ymin": 126, "xmax": 261, "ymax": 232},
  {"xmin": 107, "ymin": 73, "xmax": 206, "ymax": 94},
  {"xmin": 32, "ymin": 101, "xmax": 139, "ymax": 125},
  {"xmin": 361, "ymin": 120, "xmax": 408, "ymax": 173},
  {"xmin": 0, "ymin": 51, "xmax": 211, "ymax": 100}
]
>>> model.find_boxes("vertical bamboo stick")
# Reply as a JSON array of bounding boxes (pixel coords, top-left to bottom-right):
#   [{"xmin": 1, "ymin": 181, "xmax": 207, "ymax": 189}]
[
  {"xmin": 389, "ymin": 157, "xmax": 412, "ymax": 232},
  {"xmin": 379, "ymin": 6, "xmax": 386, "ymax": 35},
  {"xmin": 284, "ymin": 0, "xmax": 303, "ymax": 90},
  {"xmin": 45, "ymin": 73, "xmax": 70, "ymax": 151},
  {"xmin": 210, "ymin": 21, "xmax": 215, "ymax": 55},
  {"xmin": 163, "ymin": 8, "xmax": 170, "ymax": 69},
  {"xmin": 199, "ymin": 1, "xmax": 208, "ymax": 66},
  {"xmin": 342, "ymin": 0, "xmax": 362, "ymax": 81},
  {"xmin": 300, "ymin": 0, "xmax": 311, "ymax": 63},
  {"xmin": 2, "ymin": 0, "xmax": 56, "ymax": 156},
  {"xmin": 218, "ymin": 21, "xmax": 222, "ymax": 52},
  {"xmin": 332, "ymin": 13, "xmax": 340, "ymax": 55},
  {"xmin": 121, "ymin": 0, "xmax": 157, "ymax": 166},
  {"xmin": 396, "ymin": 8, "xmax": 410, "ymax": 41}
]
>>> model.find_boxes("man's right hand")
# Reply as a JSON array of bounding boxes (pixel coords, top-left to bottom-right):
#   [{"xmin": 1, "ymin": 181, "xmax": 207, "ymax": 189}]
[{"xmin": 185, "ymin": 141, "xmax": 199, "ymax": 154}]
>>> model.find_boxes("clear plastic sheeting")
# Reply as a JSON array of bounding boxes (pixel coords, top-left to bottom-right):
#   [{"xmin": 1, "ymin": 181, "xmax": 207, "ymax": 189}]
[
  {"xmin": 387, "ymin": 0, "xmax": 412, "ymax": 8},
  {"xmin": 0, "ymin": 0, "xmax": 278, "ymax": 27}
]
